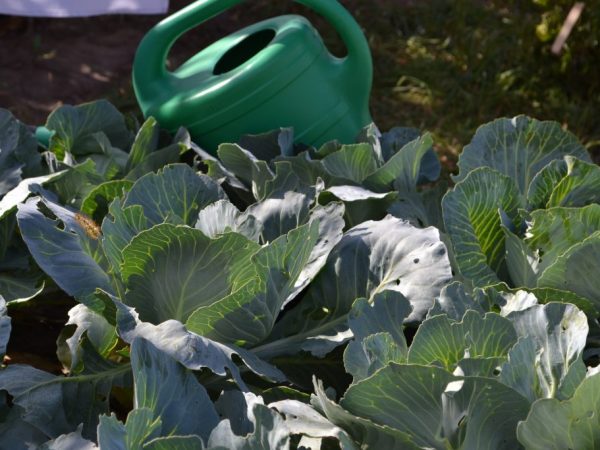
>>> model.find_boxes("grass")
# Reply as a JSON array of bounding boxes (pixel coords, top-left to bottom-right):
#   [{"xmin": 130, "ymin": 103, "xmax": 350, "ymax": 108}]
[
  {"xmin": 339, "ymin": 0, "xmax": 598, "ymax": 166},
  {"xmin": 364, "ymin": 0, "xmax": 599, "ymax": 164}
]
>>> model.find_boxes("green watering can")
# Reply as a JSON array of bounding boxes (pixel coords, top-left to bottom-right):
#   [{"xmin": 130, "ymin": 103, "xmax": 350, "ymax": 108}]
[{"xmin": 132, "ymin": 0, "xmax": 373, "ymax": 152}]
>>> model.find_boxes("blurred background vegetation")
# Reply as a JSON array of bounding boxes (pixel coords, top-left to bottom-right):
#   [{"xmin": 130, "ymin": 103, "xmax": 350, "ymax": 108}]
[
  {"xmin": 1, "ymin": 0, "xmax": 599, "ymax": 167},
  {"xmin": 356, "ymin": 0, "xmax": 600, "ymax": 166}
]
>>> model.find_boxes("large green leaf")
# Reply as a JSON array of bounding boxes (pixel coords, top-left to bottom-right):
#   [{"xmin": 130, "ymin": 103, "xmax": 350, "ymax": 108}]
[
  {"xmin": 125, "ymin": 117, "xmax": 160, "ymax": 171},
  {"xmin": 344, "ymin": 332, "xmax": 405, "ymax": 382},
  {"xmin": 343, "ymin": 292, "xmax": 412, "ymax": 381},
  {"xmin": 287, "ymin": 202, "xmax": 345, "ymax": 304},
  {"xmin": 60, "ymin": 304, "xmax": 117, "ymax": 372},
  {"xmin": 502, "ymin": 302, "xmax": 588, "ymax": 401},
  {"xmin": 245, "ymin": 190, "xmax": 312, "ymax": 243},
  {"xmin": 538, "ymin": 231, "xmax": 600, "ymax": 308},
  {"xmin": 378, "ymin": 126, "xmax": 421, "ymax": 161},
  {"xmin": 191, "ymin": 200, "xmax": 343, "ymax": 344},
  {"xmin": 526, "ymin": 158, "xmax": 569, "ymax": 210},
  {"xmin": 387, "ymin": 182, "xmax": 447, "ymax": 231},
  {"xmin": 207, "ymin": 402, "xmax": 289, "ymax": 450},
  {"xmin": 503, "ymin": 225, "xmax": 539, "ymax": 288},
  {"xmin": 124, "ymin": 145, "xmax": 182, "ymax": 182},
  {"xmin": 273, "ymin": 215, "xmax": 452, "ymax": 343},
  {"xmin": 97, "ymin": 408, "xmax": 160, "ymax": 450},
  {"xmin": 268, "ymin": 399, "xmax": 357, "ymax": 450},
  {"xmin": 408, "ymin": 310, "xmax": 517, "ymax": 371},
  {"xmin": 378, "ymin": 127, "xmax": 442, "ymax": 184},
  {"xmin": 339, "ymin": 363, "xmax": 529, "ymax": 449},
  {"xmin": 525, "ymin": 204, "xmax": 600, "ymax": 275},
  {"xmin": 123, "ymin": 164, "xmax": 225, "ymax": 226},
  {"xmin": 271, "ymin": 152, "xmax": 331, "ymax": 188},
  {"xmin": 217, "ymin": 144, "xmax": 274, "ymax": 199},
  {"xmin": 17, "ymin": 197, "xmax": 112, "ymax": 301},
  {"xmin": 0, "ymin": 172, "xmax": 65, "ymax": 220},
  {"xmin": 83, "ymin": 132, "xmax": 129, "ymax": 180},
  {"xmin": 0, "ymin": 403, "xmax": 48, "ymax": 449},
  {"xmin": 101, "ymin": 198, "xmax": 148, "ymax": 276},
  {"xmin": 427, "ymin": 281, "xmax": 488, "ymax": 320},
  {"xmin": 131, "ymin": 338, "xmax": 219, "ymax": 441},
  {"xmin": 517, "ymin": 373, "xmax": 600, "ymax": 450},
  {"xmin": 417, "ymin": 146, "xmax": 442, "ymax": 184},
  {"xmin": 364, "ymin": 133, "xmax": 434, "ymax": 193},
  {"xmin": 321, "ymin": 144, "xmax": 378, "ymax": 184},
  {"xmin": 527, "ymin": 156, "xmax": 600, "ymax": 209},
  {"xmin": 497, "ymin": 337, "xmax": 540, "ymax": 404},
  {"xmin": 259, "ymin": 217, "xmax": 450, "ymax": 359},
  {"xmin": 436, "ymin": 375, "xmax": 530, "ymax": 450},
  {"xmin": 0, "ymin": 231, "xmax": 22, "ymax": 278},
  {"xmin": 0, "ymin": 109, "xmax": 42, "ymax": 197},
  {"xmin": 81, "ymin": 180, "xmax": 134, "ymax": 219},
  {"xmin": 528, "ymin": 287, "xmax": 598, "ymax": 317},
  {"xmin": 114, "ymin": 299, "xmax": 286, "ymax": 388},
  {"xmin": 312, "ymin": 379, "xmax": 421, "ymax": 450},
  {"xmin": 121, "ymin": 224, "xmax": 259, "ymax": 324},
  {"xmin": 45, "ymin": 159, "xmax": 106, "ymax": 208},
  {"xmin": 262, "ymin": 160, "xmax": 317, "ymax": 198},
  {"xmin": 194, "ymin": 144, "xmax": 248, "ymax": 193},
  {"xmin": 45, "ymin": 100, "xmax": 132, "ymax": 160},
  {"xmin": 348, "ymin": 291, "xmax": 411, "ymax": 346},
  {"xmin": 124, "ymin": 121, "xmax": 187, "ymax": 181},
  {"xmin": 186, "ymin": 221, "xmax": 319, "ymax": 346},
  {"xmin": 319, "ymin": 185, "xmax": 397, "ymax": 228},
  {"xmin": 454, "ymin": 116, "xmax": 590, "ymax": 194},
  {"xmin": 0, "ymin": 338, "xmax": 131, "ymax": 440},
  {"xmin": 0, "ymin": 271, "xmax": 44, "ymax": 305},
  {"xmin": 237, "ymin": 127, "xmax": 294, "ymax": 159},
  {"xmin": 546, "ymin": 156, "xmax": 600, "ymax": 207},
  {"xmin": 443, "ymin": 167, "xmax": 523, "ymax": 286},
  {"xmin": 196, "ymin": 200, "xmax": 262, "ymax": 242}
]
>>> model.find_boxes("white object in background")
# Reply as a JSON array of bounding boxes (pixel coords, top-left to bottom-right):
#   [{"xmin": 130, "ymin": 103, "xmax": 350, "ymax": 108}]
[{"xmin": 0, "ymin": 0, "xmax": 169, "ymax": 17}]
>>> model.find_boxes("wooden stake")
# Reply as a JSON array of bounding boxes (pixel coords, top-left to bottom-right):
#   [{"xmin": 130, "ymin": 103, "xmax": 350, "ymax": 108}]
[{"xmin": 551, "ymin": 2, "xmax": 585, "ymax": 54}]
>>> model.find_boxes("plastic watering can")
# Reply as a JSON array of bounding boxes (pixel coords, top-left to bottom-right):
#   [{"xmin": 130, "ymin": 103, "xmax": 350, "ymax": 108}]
[{"xmin": 132, "ymin": 0, "xmax": 373, "ymax": 153}]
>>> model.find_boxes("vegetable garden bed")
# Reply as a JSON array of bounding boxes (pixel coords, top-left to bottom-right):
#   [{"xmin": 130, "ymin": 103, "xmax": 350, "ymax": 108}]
[{"xmin": 1, "ymin": 100, "xmax": 599, "ymax": 449}]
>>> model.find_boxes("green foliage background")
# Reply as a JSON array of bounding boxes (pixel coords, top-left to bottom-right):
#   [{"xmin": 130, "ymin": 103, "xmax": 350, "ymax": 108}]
[{"xmin": 327, "ymin": 0, "xmax": 600, "ymax": 167}]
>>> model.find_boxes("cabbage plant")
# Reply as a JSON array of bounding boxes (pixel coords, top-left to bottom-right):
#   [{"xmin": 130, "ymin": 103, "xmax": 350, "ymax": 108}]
[{"xmin": 0, "ymin": 101, "xmax": 599, "ymax": 449}]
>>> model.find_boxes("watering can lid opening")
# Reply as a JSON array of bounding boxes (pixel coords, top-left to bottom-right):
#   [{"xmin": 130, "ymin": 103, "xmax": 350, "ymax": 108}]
[{"xmin": 212, "ymin": 28, "xmax": 277, "ymax": 76}]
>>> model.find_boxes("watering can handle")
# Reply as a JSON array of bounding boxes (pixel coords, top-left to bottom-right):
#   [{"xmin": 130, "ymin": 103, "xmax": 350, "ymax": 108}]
[{"xmin": 133, "ymin": 0, "xmax": 372, "ymax": 94}]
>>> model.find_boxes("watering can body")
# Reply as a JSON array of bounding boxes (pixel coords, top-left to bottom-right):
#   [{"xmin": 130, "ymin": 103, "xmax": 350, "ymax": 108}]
[{"xmin": 133, "ymin": 0, "xmax": 373, "ymax": 153}]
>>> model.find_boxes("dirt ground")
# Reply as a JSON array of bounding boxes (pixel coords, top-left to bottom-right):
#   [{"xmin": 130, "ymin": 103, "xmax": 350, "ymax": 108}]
[
  {"xmin": 0, "ymin": 0, "xmax": 236, "ymax": 124},
  {"xmin": 0, "ymin": 0, "xmax": 397, "ymax": 127}
]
